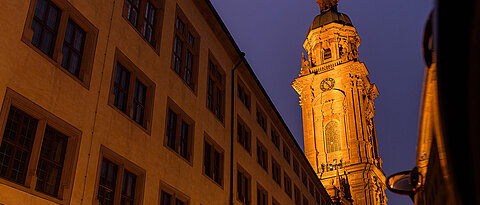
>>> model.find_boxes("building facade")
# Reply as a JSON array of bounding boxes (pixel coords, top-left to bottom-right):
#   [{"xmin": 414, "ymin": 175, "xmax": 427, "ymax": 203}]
[
  {"xmin": 0, "ymin": 0, "xmax": 332, "ymax": 204},
  {"xmin": 293, "ymin": 0, "xmax": 387, "ymax": 204}
]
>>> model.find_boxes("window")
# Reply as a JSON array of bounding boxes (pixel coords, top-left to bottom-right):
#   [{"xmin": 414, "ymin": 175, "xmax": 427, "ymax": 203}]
[
  {"xmin": 256, "ymin": 106, "xmax": 267, "ymax": 131},
  {"xmin": 293, "ymin": 158, "xmax": 300, "ymax": 176},
  {"xmin": 206, "ymin": 56, "xmax": 225, "ymax": 122},
  {"xmin": 123, "ymin": 0, "xmax": 164, "ymax": 49},
  {"xmin": 303, "ymin": 195, "xmax": 309, "ymax": 205},
  {"xmin": 237, "ymin": 118, "xmax": 251, "ymax": 152},
  {"xmin": 159, "ymin": 181, "xmax": 189, "ymax": 205},
  {"xmin": 237, "ymin": 81, "xmax": 250, "ymax": 110},
  {"xmin": 294, "ymin": 185, "xmax": 301, "ymax": 205},
  {"xmin": 23, "ymin": 0, "xmax": 98, "ymax": 87},
  {"xmin": 324, "ymin": 48, "xmax": 331, "ymax": 60},
  {"xmin": 309, "ymin": 181, "xmax": 315, "ymax": 196},
  {"xmin": 95, "ymin": 146, "xmax": 145, "ymax": 205},
  {"xmin": 172, "ymin": 7, "xmax": 199, "ymax": 90},
  {"xmin": 271, "ymin": 158, "xmax": 281, "ymax": 186},
  {"xmin": 257, "ymin": 184, "xmax": 268, "ymax": 205},
  {"xmin": 203, "ymin": 136, "xmax": 223, "ymax": 186},
  {"xmin": 302, "ymin": 170, "xmax": 308, "ymax": 187},
  {"xmin": 165, "ymin": 99, "xmax": 194, "ymax": 162},
  {"xmin": 256, "ymin": 140, "xmax": 268, "ymax": 171},
  {"xmin": 315, "ymin": 190, "xmax": 321, "ymax": 204},
  {"xmin": 109, "ymin": 49, "xmax": 155, "ymax": 131},
  {"xmin": 284, "ymin": 174, "xmax": 292, "ymax": 198},
  {"xmin": 271, "ymin": 127, "xmax": 280, "ymax": 149},
  {"xmin": 325, "ymin": 121, "xmax": 340, "ymax": 153},
  {"xmin": 283, "ymin": 143, "xmax": 291, "ymax": 165},
  {"xmin": 237, "ymin": 168, "xmax": 251, "ymax": 205},
  {"xmin": 0, "ymin": 89, "xmax": 80, "ymax": 203}
]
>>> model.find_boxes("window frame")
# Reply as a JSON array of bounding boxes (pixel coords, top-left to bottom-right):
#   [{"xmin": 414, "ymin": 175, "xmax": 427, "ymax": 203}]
[
  {"xmin": 237, "ymin": 117, "xmax": 251, "ymax": 153},
  {"xmin": 206, "ymin": 52, "xmax": 225, "ymax": 123},
  {"xmin": 203, "ymin": 134, "xmax": 224, "ymax": 187},
  {"xmin": 163, "ymin": 98, "xmax": 195, "ymax": 164},
  {"xmin": 93, "ymin": 146, "xmax": 146, "ymax": 205},
  {"xmin": 256, "ymin": 183, "xmax": 268, "ymax": 205},
  {"xmin": 271, "ymin": 157, "xmax": 281, "ymax": 186},
  {"xmin": 121, "ymin": 0, "xmax": 165, "ymax": 53},
  {"xmin": 22, "ymin": 0, "xmax": 98, "ymax": 89},
  {"xmin": 284, "ymin": 173, "xmax": 292, "ymax": 198},
  {"xmin": 108, "ymin": 49, "xmax": 156, "ymax": 133},
  {"xmin": 171, "ymin": 5, "xmax": 200, "ymax": 92},
  {"xmin": 237, "ymin": 166, "xmax": 251, "ymax": 205},
  {"xmin": 294, "ymin": 185, "xmax": 301, "ymax": 205},
  {"xmin": 256, "ymin": 138, "xmax": 268, "ymax": 172},
  {"xmin": 256, "ymin": 105, "xmax": 267, "ymax": 132},
  {"xmin": 270, "ymin": 126, "xmax": 280, "ymax": 149},
  {"xmin": 237, "ymin": 79, "xmax": 251, "ymax": 110},
  {"xmin": 159, "ymin": 180, "xmax": 190, "ymax": 205},
  {"xmin": 0, "ymin": 88, "xmax": 81, "ymax": 204},
  {"xmin": 283, "ymin": 142, "xmax": 291, "ymax": 165}
]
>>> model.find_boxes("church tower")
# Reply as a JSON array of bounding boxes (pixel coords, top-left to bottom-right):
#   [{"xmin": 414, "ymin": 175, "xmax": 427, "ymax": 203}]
[{"xmin": 292, "ymin": 0, "xmax": 387, "ymax": 204}]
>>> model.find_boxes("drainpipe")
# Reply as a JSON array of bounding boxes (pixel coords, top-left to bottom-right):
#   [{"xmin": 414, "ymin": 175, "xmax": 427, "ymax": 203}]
[{"xmin": 229, "ymin": 52, "xmax": 245, "ymax": 205}]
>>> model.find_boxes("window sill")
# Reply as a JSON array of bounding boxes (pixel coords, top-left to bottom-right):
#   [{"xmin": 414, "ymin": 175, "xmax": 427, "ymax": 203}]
[
  {"xmin": 107, "ymin": 104, "xmax": 151, "ymax": 135},
  {"xmin": 0, "ymin": 178, "xmax": 69, "ymax": 205},
  {"xmin": 163, "ymin": 145, "xmax": 193, "ymax": 167},
  {"xmin": 202, "ymin": 172, "xmax": 224, "ymax": 190},
  {"xmin": 122, "ymin": 17, "xmax": 160, "ymax": 56}
]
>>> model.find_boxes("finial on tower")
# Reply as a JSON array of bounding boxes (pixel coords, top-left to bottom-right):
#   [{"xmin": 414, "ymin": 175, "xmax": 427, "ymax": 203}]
[{"xmin": 316, "ymin": 0, "xmax": 339, "ymax": 13}]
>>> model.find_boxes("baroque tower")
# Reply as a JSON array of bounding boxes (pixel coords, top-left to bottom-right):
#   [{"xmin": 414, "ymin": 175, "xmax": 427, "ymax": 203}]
[{"xmin": 292, "ymin": 0, "xmax": 387, "ymax": 204}]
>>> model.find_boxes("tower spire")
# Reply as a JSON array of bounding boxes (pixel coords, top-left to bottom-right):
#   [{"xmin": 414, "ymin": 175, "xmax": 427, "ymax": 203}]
[{"xmin": 316, "ymin": 0, "xmax": 339, "ymax": 13}]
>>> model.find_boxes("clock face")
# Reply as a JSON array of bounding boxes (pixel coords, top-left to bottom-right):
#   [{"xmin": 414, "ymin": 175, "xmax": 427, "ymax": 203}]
[{"xmin": 320, "ymin": 78, "xmax": 335, "ymax": 91}]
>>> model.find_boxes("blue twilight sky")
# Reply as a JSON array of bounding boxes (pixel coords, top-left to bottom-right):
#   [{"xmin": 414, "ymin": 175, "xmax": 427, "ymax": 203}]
[{"xmin": 209, "ymin": 0, "xmax": 433, "ymax": 204}]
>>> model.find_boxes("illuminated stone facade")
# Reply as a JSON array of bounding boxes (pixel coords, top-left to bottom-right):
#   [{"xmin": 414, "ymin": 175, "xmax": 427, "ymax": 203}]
[
  {"xmin": 293, "ymin": 1, "xmax": 387, "ymax": 204},
  {"xmin": 0, "ymin": 0, "xmax": 333, "ymax": 204}
]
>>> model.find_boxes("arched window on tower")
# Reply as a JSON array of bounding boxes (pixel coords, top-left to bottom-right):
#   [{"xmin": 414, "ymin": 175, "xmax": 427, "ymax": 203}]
[
  {"xmin": 325, "ymin": 121, "xmax": 340, "ymax": 153},
  {"xmin": 324, "ymin": 48, "xmax": 332, "ymax": 60}
]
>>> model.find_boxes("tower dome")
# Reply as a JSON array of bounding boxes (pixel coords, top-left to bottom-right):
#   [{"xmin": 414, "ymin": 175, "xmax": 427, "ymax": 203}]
[{"xmin": 307, "ymin": 8, "xmax": 353, "ymax": 36}]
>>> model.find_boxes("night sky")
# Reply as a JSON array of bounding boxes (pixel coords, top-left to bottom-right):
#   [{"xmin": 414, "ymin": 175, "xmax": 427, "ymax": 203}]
[{"xmin": 209, "ymin": 0, "xmax": 433, "ymax": 204}]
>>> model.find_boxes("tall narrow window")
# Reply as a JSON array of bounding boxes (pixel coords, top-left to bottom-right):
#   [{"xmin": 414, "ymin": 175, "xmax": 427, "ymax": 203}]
[
  {"xmin": 237, "ymin": 119, "xmax": 251, "ymax": 152},
  {"xmin": 294, "ymin": 185, "xmax": 301, "ymax": 205},
  {"xmin": 172, "ymin": 8, "xmax": 199, "ymax": 90},
  {"xmin": 123, "ymin": 0, "xmax": 163, "ymax": 47},
  {"xmin": 237, "ymin": 169, "xmax": 250, "ymax": 205},
  {"xmin": 257, "ymin": 185, "xmax": 268, "ymax": 205},
  {"xmin": 237, "ymin": 82, "xmax": 250, "ymax": 110},
  {"xmin": 61, "ymin": 20, "xmax": 86, "ymax": 77},
  {"xmin": 0, "ymin": 107, "xmax": 38, "ymax": 184},
  {"xmin": 283, "ymin": 143, "xmax": 291, "ymax": 165},
  {"xmin": 271, "ymin": 158, "xmax": 281, "ymax": 186},
  {"xmin": 96, "ymin": 147, "xmax": 145, "ymax": 205},
  {"xmin": 203, "ymin": 137, "xmax": 223, "ymax": 185},
  {"xmin": 164, "ymin": 100, "xmax": 194, "ymax": 162},
  {"xmin": 24, "ymin": 0, "xmax": 98, "ymax": 86},
  {"xmin": 35, "ymin": 126, "xmax": 68, "ymax": 196},
  {"xmin": 109, "ymin": 50, "xmax": 155, "ymax": 131},
  {"xmin": 293, "ymin": 158, "xmax": 300, "ymax": 176},
  {"xmin": 159, "ymin": 182, "xmax": 189, "ymax": 205},
  {"xmin": 302, "ymin": 170, "xmax": 308, "ymax": 187},
  {"xmin": 207, "ymin": 59, "xmax": 225, "ymax": 122},
  {"xmin": 284, "ymin": 174, "xmax": 292, "ymax": 198},
  {"xmin": 271, "ymin": 127, "xmax": 280, "ymax": 149},
  {"xmin": 325, "ymin": 121, "xmax": 340, "ymax": 153},
  {"xmin": 160, "ymin": 191, "xmax": 171, "ymax": 205},
  {"xmin": 256, "ymin": 140, "xmax": 268, "ymax": 171},
  {"xmin": 31, "ymin": 0, "xmax": 61, "ymax": 57},
  {"xmin": 256, "ymin": 107, "xmax": 267, "ymax": 131}
]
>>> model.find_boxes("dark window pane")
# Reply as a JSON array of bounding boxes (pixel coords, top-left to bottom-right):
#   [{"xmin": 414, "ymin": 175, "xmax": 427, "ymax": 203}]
[
  {"xmin": 166, "ymin": 109, "xmax": 177, "ymax": 149},
  {"xmin": 126, "ymin": 0, "xmax": 139, "ymax": 26},
  {"xmin": 204, "ymin": 142, "xmax": 211, "ymax": 177},
  {"xmin": 113, "ymin": 64, "xmax": 130, "ymax": 112},
  {"xmin": 133, "ymin": 80, "xmax": 146, "ymax": 126},
  {"xmin": 175, "ymin": 199, "xmax": 185, "ymax": 205},
  {"xmin": 31, "ymin": 0, "xmax": 60, "ymax": 57},
  {"xmin": 0, "ymin": 107, "xmax": 37, "ymax": 185},
  {"xmin": 98, "ymin": 159, "xmax": 118, "ymax": 205},
  {"xmin": 35, "ymin": 126, "xmax": 68, "ymax": 196},
  {"xmin": 179, "ymin": 121, "xmax": 189, "ymax": 159},
  {"xmin": 143, "ymin": 2, "xmax": 156, "ymax": 44},
  {"xmin": 160, "ymin": 191, "xmax": 171, "ymax": 205},
  {"xmin": 121, "ymin": 170, "xmax": 136, "ymax": 205},
  {"xmin": 61, "ymin": 20, "xmax": 85, "ymax": 78}
]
